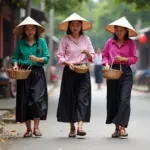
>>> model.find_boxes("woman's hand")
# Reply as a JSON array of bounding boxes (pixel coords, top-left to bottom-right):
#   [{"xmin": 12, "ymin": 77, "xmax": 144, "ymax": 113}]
[
  {"xmin": 115, "ymin": 56, "xmax": 123, "ymax": 62},
  {"xmin": 104, "ymin": 63, "xmax": 110, "ymax": 69},
  {"xmin": 82, "ymin": 49, "xmax": 92, "ymax": 61},
  {"xmin": 63, "ymin": 61, "xmax": 75, "ymax": 70},
  {"xmin": 30, "ymin": 55, "xmax": 39, "ymax": 62},
  {"xmin": 115, "ymin": 56, "xmax": 128, "ymax": 63},
  {"xmin": 82, "ymin": 49, "xmax": 90, "ymax": 57},
  {"xmin": 69, "ymin": 63, "xmax": 75, "ymax": 70},
  {"xmin": 13, "ymin": 64, "xmax": 19, "ymax": 71}
]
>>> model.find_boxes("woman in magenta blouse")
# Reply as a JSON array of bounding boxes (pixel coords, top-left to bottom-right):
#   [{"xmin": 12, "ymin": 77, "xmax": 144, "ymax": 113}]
[
  {"xmin": 102, "ymin": 17, "xmax": 138, "ymax": 138},
  {"xmin": 57, "ymin": 13, "xmax": 95, "ymax": 137}
]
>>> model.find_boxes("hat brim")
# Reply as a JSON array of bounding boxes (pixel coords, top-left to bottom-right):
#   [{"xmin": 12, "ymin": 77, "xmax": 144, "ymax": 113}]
[
  {"xmin": 105, "ymin": 25, "xmax": 137, "ymax": 37},
  {"xmin": 58, "ymin": 20, "xmax": 92, "ymax": 31},
  {"xmin": 13, "ymin": 24, "xmax": 45, "ymax": 36}
]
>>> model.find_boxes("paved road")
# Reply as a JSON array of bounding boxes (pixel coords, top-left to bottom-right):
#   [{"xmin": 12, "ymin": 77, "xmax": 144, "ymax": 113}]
[{"xmin": 6, "ymin": 78, "xmax": 150, "ymax": 150}]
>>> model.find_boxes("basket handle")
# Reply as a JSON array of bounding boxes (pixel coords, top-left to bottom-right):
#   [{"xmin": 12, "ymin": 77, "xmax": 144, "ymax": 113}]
[
  {"xmin": 27, "ymin": 64, "xmax": 32, "ymax": 70},
  {"xmin": 110, "ymin": 58, "xmax": 122, "ymax": 71},
  {"xmin": 19, "ymin": 63, "xmax": 23, "ymax": 69}
]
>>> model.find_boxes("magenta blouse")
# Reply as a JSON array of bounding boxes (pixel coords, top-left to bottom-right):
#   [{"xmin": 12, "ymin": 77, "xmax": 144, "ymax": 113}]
[
  {"xmin": 102, "ymin": 38, "xmax": 138, "ymax": 66},
  {"xmin": 57, "ymin": 35, "xmax": 95, "ymax": 65}
]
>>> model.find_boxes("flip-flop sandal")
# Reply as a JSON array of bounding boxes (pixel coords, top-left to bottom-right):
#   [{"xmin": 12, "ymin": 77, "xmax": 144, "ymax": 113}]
[
  {"xmin": 23, "ymin": 130, "xmax": 32, "ymax": 138},
  {"xmin": 77, "ymin": 128, "xmax": 86, "ymax": 136},
  {"xmin": 33, "ymin": 128, "xmax": 42, "ymax": 137},
  {"xmin": 69, "ymin": 129, "xmax": 76, "ymax": 138}
]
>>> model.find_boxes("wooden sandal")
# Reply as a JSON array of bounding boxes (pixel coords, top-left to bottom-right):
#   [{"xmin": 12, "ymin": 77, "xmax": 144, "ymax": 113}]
[
  {"xmin": 69, "ymin": 128, "xmax": 76, "ymax": 138},
  {"xmin": 23, "ymin": 130, "xmax": 32, "ymax": 138},
  {"xmin": 112, "ymin": 129, "xmax": 120, "ymax": 138},
  {"xmin": 33, "ymin": 128, "xmax": 42, "ymax": 137},
  {"xmin": 77, "ymin": 128, "xmax": 86, "ymax": 136}
]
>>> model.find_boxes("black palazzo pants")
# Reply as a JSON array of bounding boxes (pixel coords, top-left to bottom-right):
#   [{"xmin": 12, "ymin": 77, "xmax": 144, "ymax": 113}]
[
  {"xmin": 106, "ymin": 64, "xmax": 133, "ymax": 127},
  {"xmin": 57, "ymin": 66, "xmax": 91, "ymax": 123},
  {"xmin": 16, "ymin": 65, "xmax": 48, "ymax": 123}
]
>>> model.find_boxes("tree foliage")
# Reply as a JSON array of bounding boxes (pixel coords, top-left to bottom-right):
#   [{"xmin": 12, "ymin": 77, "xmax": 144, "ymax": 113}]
[
  {"xmin": 10, "ymin": 0, "xmax": 26, "ymax": 8},
  {"xmin": 10, "ymin": 0, "xmax": 87, "ymax": 14},
  {"xmin": 45, "ymin": 0, "xmax": 87, "ymax": 14},
  {"xmin": 115, "ymin": 0, "xmax": 150, "ymax": 10},
  {"xmin": 32, "ymin": 0, "xmax": 87, "ymax": 14}
]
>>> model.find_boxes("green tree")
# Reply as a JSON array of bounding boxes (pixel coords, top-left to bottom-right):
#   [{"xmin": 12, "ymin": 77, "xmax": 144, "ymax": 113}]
[
  {"xmin": 45, "ymin": 0, "xmax": 87, "ymax": 14},
  {"xmin": 10, "ymin": 0, "xmax": 26, "ymax": 8},
  {"xmin": 115, "ymin": 0, "xmax": 150, "ymax": 10},
  {"xmin": 10, "ymin": 0, "xmax": 87, "ymax": 14},
  {"xmin": 33, "ymin": 0, "xmax": 87, "ymax": 14}
]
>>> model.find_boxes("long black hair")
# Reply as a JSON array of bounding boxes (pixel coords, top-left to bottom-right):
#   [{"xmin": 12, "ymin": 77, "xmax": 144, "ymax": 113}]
[
  {"xmin": 22, "ymin": 25, "xmax": 41, "ymax": 54},
  {"xmin": 67, "ymin": 21, "xmax": 84, "ymax": 35},
  {"xmin": 113, "ymin": 25, "xmax": 129, "ymax": 40}
]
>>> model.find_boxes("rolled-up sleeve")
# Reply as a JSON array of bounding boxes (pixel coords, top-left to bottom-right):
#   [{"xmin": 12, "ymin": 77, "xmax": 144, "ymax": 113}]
[
  {"xmin": 87, "ymin": 37, "xmax": 95, "ymax": 62},
  {"xmin": 128, "ymin": 40, "xmax": 138, "ymax": 65},
  {"xmin": 42, "ymin": 39, "xmax": 50, "ymax": 64},
  {"xmin": 102, "ymin": 40, "xmax": 110, "ymax": 65},
  {"xmin": 57, "ymin": 37, "xmax": 66, "ymax": 65}
]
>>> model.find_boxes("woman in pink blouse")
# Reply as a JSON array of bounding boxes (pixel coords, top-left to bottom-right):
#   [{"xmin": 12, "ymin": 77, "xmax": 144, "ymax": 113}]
[
  {"xmin": 102, "ymin": 17, "xmax": 138, "ymax": 138},
  {"xmin": 57, "ymin": 13, "xmax": 95, "ymax": 137}
]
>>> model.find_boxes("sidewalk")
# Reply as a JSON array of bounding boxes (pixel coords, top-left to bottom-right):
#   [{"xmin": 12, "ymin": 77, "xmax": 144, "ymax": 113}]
[{"xmin": 133, "ymin": 84, "xmax": 149, "ymax": 92}]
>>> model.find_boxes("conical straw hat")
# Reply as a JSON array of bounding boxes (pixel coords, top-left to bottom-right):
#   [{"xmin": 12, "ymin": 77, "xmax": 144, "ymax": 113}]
[
  {"xmin": 58, "ymin": 13, "xmax": 92, "ymax": 31},
  {"xmin": 105, "ymin": 17, "xmax": 137, "ymax": 37},
  {"xmin": 13, "ymin": 16, "xmax": 45, "ymax": 36}
]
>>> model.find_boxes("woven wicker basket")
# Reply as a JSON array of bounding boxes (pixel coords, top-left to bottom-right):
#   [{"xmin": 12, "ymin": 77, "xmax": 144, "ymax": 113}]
[
  {"xmin": 6, "ymin": 68, "xmax": 31, "ymax": 80},
  {"xmin": 74, "ymin": 64, "xmax": 89, "ymax": 74},
  {"xmin": 102, "ymin": 64, "xmax": 123, "ymax": 80}
]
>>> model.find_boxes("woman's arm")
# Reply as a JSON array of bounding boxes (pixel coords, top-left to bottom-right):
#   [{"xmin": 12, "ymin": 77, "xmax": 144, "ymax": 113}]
[
  {"xmin": 57, "ymin": 37, "xmax": 67, "ymax": 65},
  {"xmin": 102, "ymin": 39, "xmax": 110, "ymax": 65},
  {"xmin": 82, "ymin": 36, "xmax": 95, "ymax": 62},
  {"xmin": 127, "ymin": 40, "xmax": 138, "ymax": 65},
  {"xmin": 40, "ymin": 39, "xmax": 50, "ymax": 64}
]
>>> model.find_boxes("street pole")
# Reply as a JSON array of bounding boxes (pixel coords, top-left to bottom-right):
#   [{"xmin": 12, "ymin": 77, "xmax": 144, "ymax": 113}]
[
  {"xmin": 46, "ymin": 8, "xmax": 54, "ymax": 82},
  {"xmin": 26, "ymin": 0, "xmax": 31, "ymax": 17},
  {"xmin": 135, "ymin": 18, "xmax": 141, "ymax": 69}
]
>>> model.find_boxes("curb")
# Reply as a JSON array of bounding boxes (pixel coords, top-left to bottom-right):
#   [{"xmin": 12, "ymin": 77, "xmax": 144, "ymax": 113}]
[
  {"xmin": 2, "ymin": 117, "xmax": 16, "ymax": 124},
  {"xmin": 0, "ymin": 111, "xmax": 10, "ymax": 124},
  {"xmin": 0, "ymin": 111, "xmax": 10, "ymax": 134},
  {"xmin": 133, "ymin": 87, "xmax": 149, "ymax": 92},
  {"xmin": 0, "ymin": 125, "xmax": 3, "ymax": 134},
  {"xmin": 0, "ymin": 107, "xmax": 16, "ymax": 114}
]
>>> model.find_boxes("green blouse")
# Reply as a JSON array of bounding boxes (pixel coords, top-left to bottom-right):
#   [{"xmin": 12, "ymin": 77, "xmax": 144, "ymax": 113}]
[{"xmin": 11, "ymin": 38, "xmax": 50, "ymax": 66}]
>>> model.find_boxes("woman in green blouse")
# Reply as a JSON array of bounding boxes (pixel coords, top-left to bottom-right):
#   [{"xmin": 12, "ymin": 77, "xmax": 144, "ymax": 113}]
[{"xmin": 12, "ymin": 17, "xmax": 50, "ymax": 137}]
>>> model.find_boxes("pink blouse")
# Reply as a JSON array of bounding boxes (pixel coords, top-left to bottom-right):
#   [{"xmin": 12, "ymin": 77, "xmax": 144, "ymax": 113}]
[
  {"xmin": 102, "ymin": 38, "xmax": 138, "ymax": 66},
  {"xmin": 57, "ymin": 35, "xmax": 95, "ymax": 65}
]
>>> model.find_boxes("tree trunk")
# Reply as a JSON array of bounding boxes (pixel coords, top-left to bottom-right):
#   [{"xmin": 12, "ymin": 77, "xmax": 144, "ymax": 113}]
[
  {"xmin": 46, "ymin": 8, "xmax": 54, "ymax": 82},
  {"xmin": 25, "ymin": 0, "xmax": 31, "ymax": 17}
]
